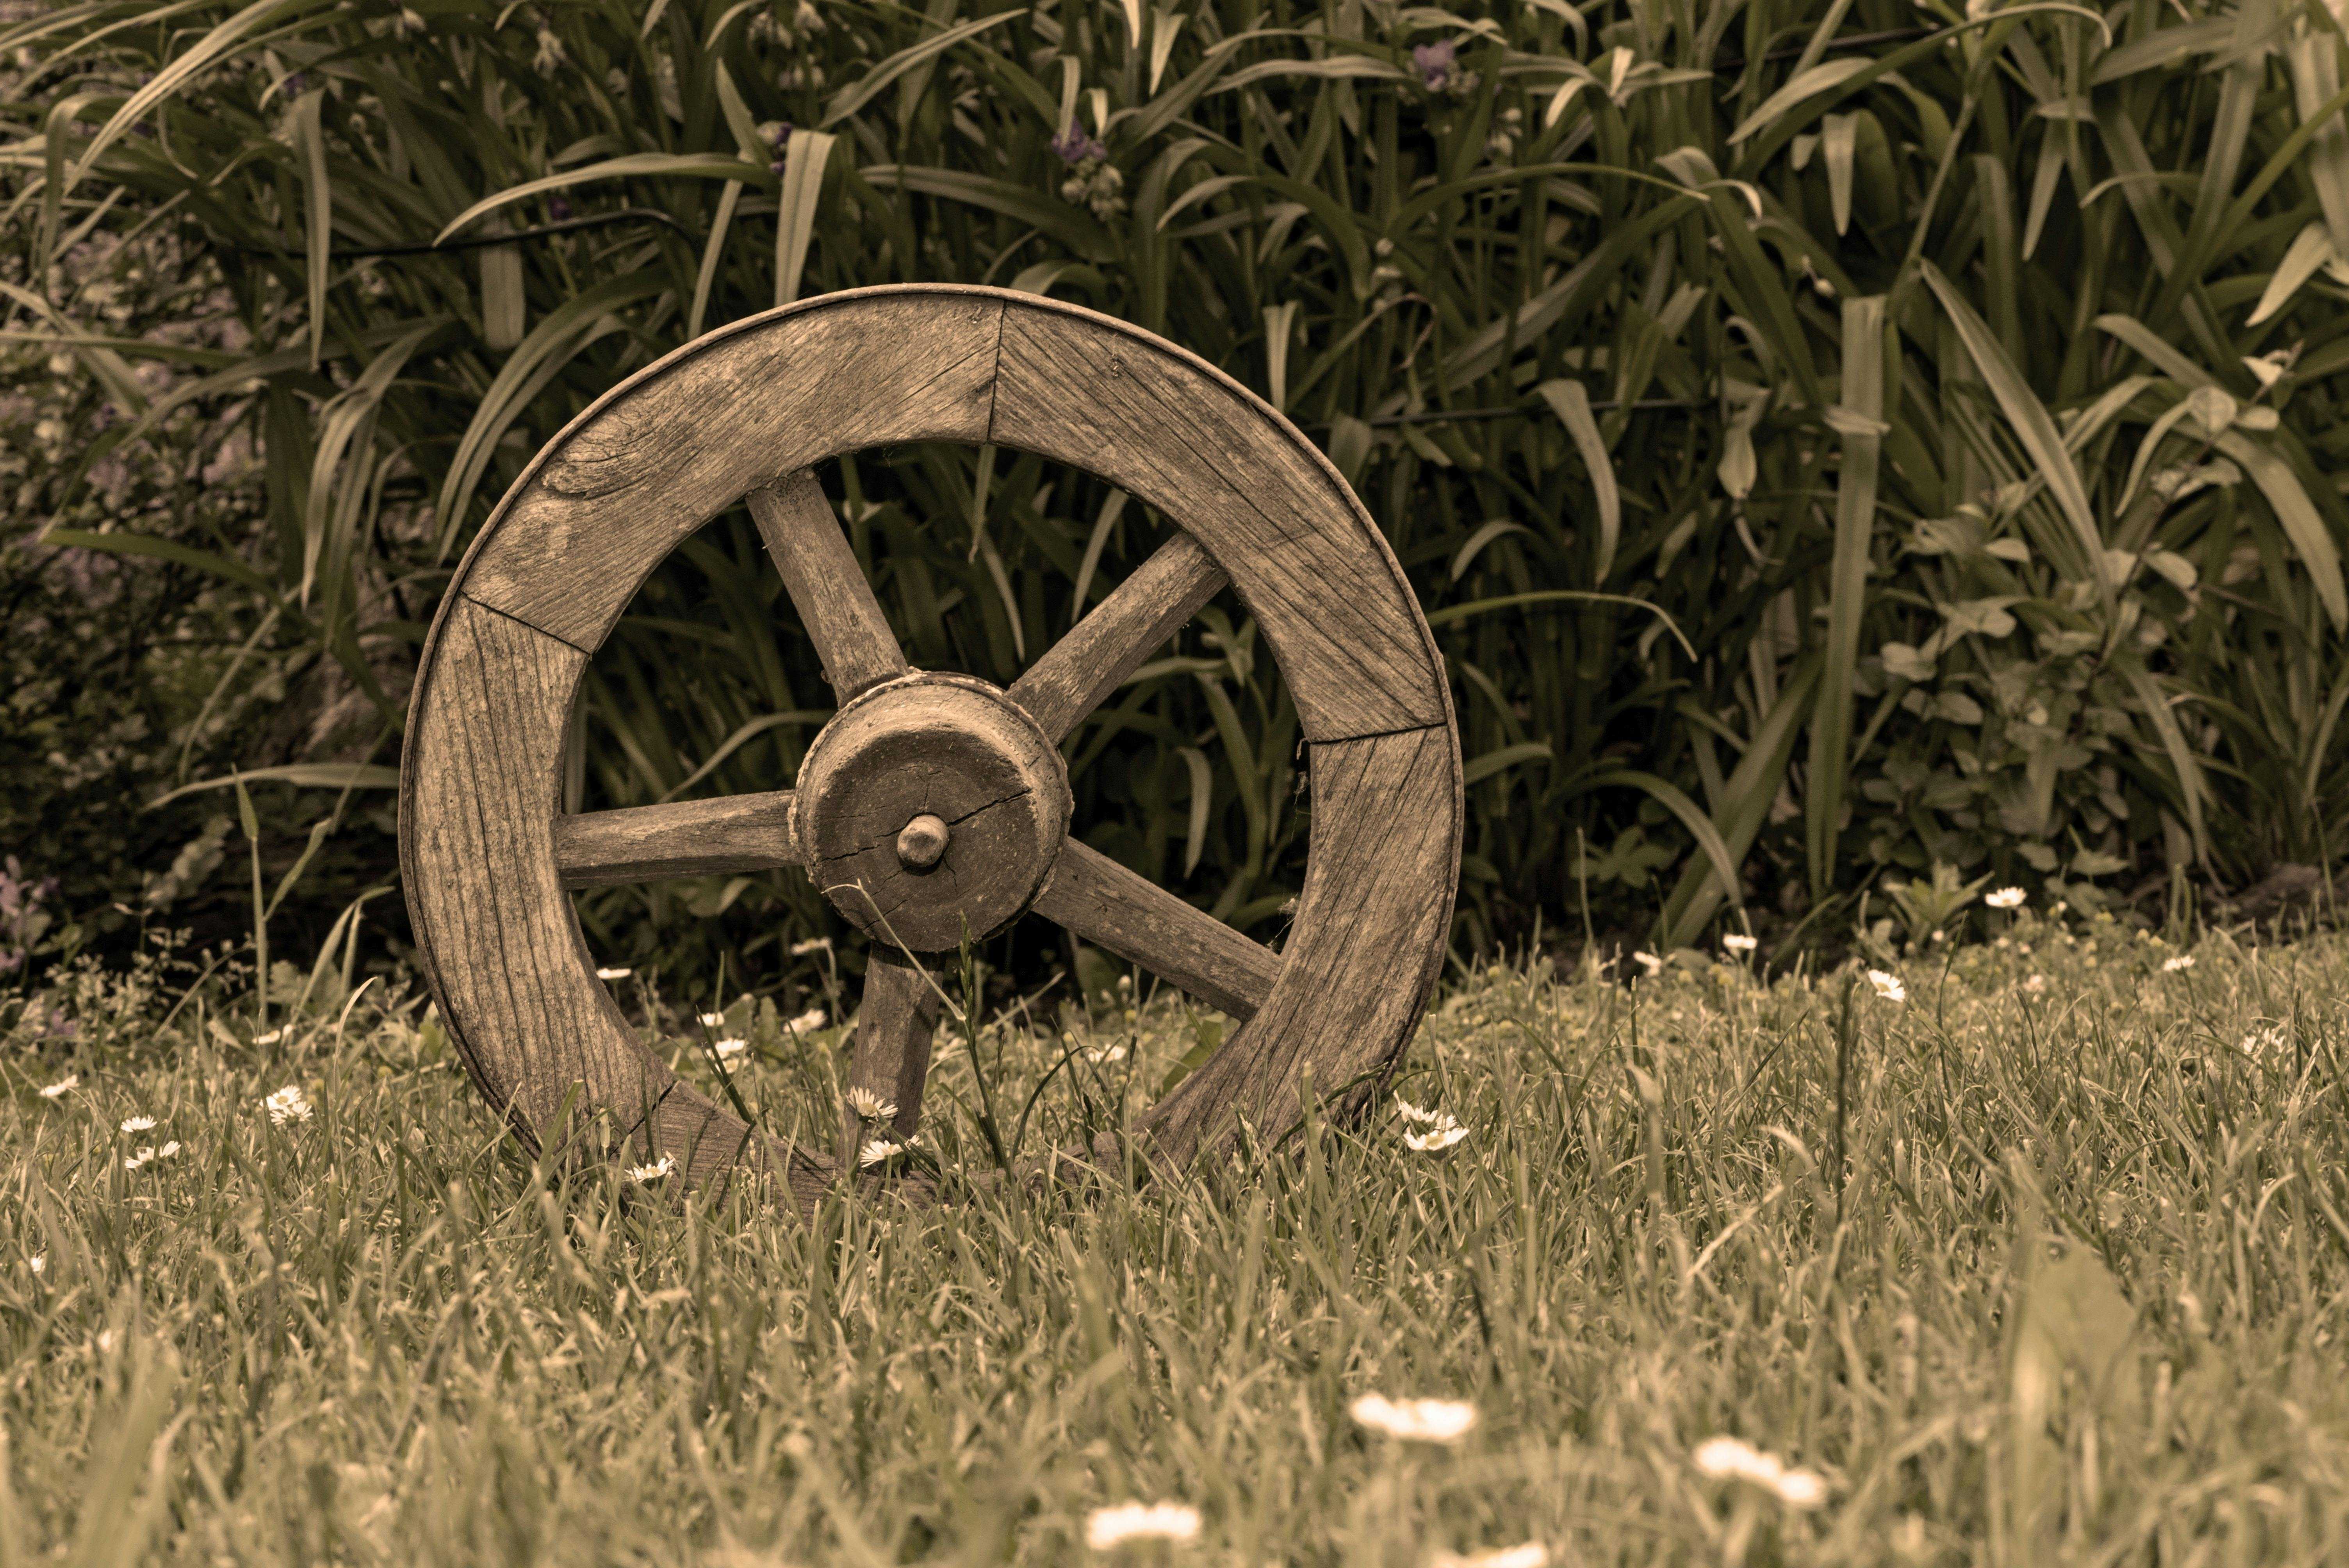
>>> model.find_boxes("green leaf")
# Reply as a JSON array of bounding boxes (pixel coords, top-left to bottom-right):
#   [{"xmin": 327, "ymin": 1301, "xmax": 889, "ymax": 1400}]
[
  {"xmin": 434, "ymin": 273, "xmax": 669, "ymax": 558},
  {"xmin": 2118, "ymin": 663, "xmax": 2207, "ymax": 862},
  {"xmin": 1178, "ymin": 746, "xmax": 1214, "ymax": 877},
  {"xmin": 2247, "ymin": 222, "xmax": 2338, "ymax": 326},
  {"xmin": 1447, "ymin": 519, "xmax": 1529, "ymax": 583},
  {"xmin": 63, "ymin": 0, "xmax": 338, "ymax": 199},
  {"xmin": 860, "ymin": 165, "xmax": 1114, "ymax": 258},
  {"xmin": 1727, "ymin": 58, "xmax": 1874, "ymax": 145},
  {"xmin": 149, "ymin": 764, "xmax": 399, "ymax": 810},
  {"xmin": 1658, "ymin": 658, "xmax": 1823, "ymax": 947},
  {"xmin": 1923, "ymin": 263, "xmax": 2103, "ymax": 580},
  {"xmin": 775, "ymin": 129, "xmax": 836, "ymax": 306},
  {"xmin": 1210, "ymin": 54, "xmax": 1410, "ymax": 93},
  {"xmin": 291, "ymin": 88, "xmax": 328, "ymax": 368},
  {"xmin": 1587, "ymin": 770, "xmax": 1747, "ymax": 920},
  {"xmin": 434, "ymin": 153, "xmax": 765, "ymax": 244},
  {"xmin": 820, "ymin": 11, "xmax": 1020, "ymax": 128},
  {"xmin": 1464, "ymin": 742, "xmax": 1552, "ymax": 788},
  {"xmin": 1806, "ymin": 295, "xmax": 1887, "ymax": 896},
  {"xmin": 1425, "ymin": 591, "xmax": 1695, "ymax": 660},
  {"xmin": 40, "ymin": 527, "xmax": 273, "ymax": 595},
  {"xmin": 1535, "ymin": 380, "xmax": 1619, "ymax": 581},
  {"xmin": 2210, "ymin": 429, "xmax": 2348, "ymax": 628}
]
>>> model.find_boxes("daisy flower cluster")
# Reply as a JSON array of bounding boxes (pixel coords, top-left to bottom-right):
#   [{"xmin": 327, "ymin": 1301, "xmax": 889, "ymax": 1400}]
[
  {"xmin": 1084, "ymin": 1501, "xmax": 1199, "ymax": 1549},
  {"xmin": 1691, "ymin": 1435, "xmax": 1829, "ymax": 1508},
  {"xmin": 1393, "ymin": 1096, "xmax": 1468, "ymax": 1153},
  {"xmin": 1349, "ymin": 1392, "xmax": 1479, "ymax": 1443}
]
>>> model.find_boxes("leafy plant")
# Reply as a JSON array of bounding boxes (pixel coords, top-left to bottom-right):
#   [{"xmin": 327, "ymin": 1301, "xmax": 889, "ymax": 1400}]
[{"xmin": 6, "ymin": 0, "xmax": 2349, "ymax": 988}]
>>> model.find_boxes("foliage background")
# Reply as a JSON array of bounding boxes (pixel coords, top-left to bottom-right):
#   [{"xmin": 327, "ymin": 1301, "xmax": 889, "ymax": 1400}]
[{"xmin": 8, "ymin": 0, "xmax": 2349, "ymax": 992}]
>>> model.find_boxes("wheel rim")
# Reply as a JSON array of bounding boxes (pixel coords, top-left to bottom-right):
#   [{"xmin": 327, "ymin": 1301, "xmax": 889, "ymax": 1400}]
[{"xmin": 399, "ymin": 285, "xmax": 1462, "ymax": 1206}]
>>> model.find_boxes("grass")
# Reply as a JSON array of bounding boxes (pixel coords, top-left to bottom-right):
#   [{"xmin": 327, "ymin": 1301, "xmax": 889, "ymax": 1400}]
[{"xmin": 5, "ymin": 911, "xmax": 2349, "ymax": 1566}]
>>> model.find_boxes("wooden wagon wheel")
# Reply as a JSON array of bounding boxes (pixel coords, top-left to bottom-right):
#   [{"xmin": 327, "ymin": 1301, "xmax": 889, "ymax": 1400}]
[{"xmin": 399, "ymin": 285, "xmax": 1462, "ymax": 1207}]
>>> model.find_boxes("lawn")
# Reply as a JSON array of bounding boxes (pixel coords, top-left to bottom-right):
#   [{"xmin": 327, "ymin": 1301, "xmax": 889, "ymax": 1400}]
[{"xmin": 4, "ymin": 911, "xmax": 2346, "ymax": 1565}]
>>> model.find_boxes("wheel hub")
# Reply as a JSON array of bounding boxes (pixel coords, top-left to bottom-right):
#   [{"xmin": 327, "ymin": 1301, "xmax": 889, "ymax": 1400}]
[{"xmin": 791, "ymin": 673, "xmax": 1071, "ymax": 951}]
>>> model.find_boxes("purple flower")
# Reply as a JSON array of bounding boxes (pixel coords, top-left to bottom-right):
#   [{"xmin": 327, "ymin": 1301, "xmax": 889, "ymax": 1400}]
[
  {"xmin": 1052, "ymin": 124, "xmax": 1106, "ymax": 164},
  {"xmin": 281, "ymin": 71, "xmax": 308, "ymax": 96},
  {"xmin": 0, "ymin": 950, "xmax": 20, "ymax": 975},
  {"xmin": 1412, "ymin": 39, "xmax": 1458, "ymax": 90},
  {"xmin": 0, "ymin": 857, "xmax": 51, "ymax": 927},
  {"xmin": 771, "ymin": 156, "xmax": 788, "ymax": 176},
  {"xmin": 548, "ymin": 195, "xmax": 574, "ymax": 222}
]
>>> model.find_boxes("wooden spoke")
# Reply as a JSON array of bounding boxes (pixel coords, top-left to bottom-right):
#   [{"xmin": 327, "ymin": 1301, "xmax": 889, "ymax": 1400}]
[
  {"xmin": 842, "ymin": 946, "xmax": 945, "ymax": 1163},
  {"xmin": 747, "ymin": 470, "xmax": 909, "ymax": 701},
  {"xmin": 1030, "ymin": 839, "xmax": 1280, "ymax": 1021},
  {"xmin": 1006, "ymin": 532, "xmax": 1227, "ymax": 743},
  {"xmin": 554, "ymin": 791, "xmax": 801, "ymax": 888}
]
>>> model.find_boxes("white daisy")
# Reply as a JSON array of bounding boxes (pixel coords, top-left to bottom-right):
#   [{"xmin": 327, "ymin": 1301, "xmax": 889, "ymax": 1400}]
[
  {"xmin": 789, "ymin": 937, "xmax": 831, "ymax": 957},
  {"xmin": 1085, "ymin": 1041, "xmax": 1128, "ymax": 1065},
  {"xmin": 626, "ymin": 1154, "xmax": 676, "ymax": 1182},
  {"xmin": 1866, "ymin": 969, "xmax": 1906, "ymax": 1003},
  {"xmin": 37, "ymin": 1075, "xmax": 77, "ymax": 1099},
  {"xmin": 786, "ymin": 1007, "xmax": 827, "ymax": 1033},
  {"xmin": 857, "ymin": 1137, "xmax": 905, "ymax": 1169},
  {"xmin": 1433, "ymin": 1545, "xmax": 1549, "ymax": 1568},
  {"xmin": 120, "ymin": 1115, "xmax": 155, "ymax": 1134},
  {"xmin": 699, "ymin": 1011, "xmax": 727, "ymax": 1028},
  {"xmin": 1394, "ymin": 1096, "xmax": 1445, "ymax": 1125},
  {"xmin": 2022, "ymin": 973, "xmax": 2046, "ymax": 994},
  {"xmin": 1084, "ymin": 1502, "xmax": 1201, "ymax": 1549},
  {"xmin": 1632, "ymin": 950, "xmax": 1664, "ymax": 975},
  {"xmin": 1349, "ymin": 1393, "xmax": 1478, "ymax": 1443},
  {"xmin": 713, "ymin": 1038, "xmax": 748, "ymax": 1062},
  {"xmin": 262, "ymin": 1085, "xmax": 313, "ymax": 1125},
  {"xmin": 1404, "ymin": 1119, "xmax": 1469, "ymax": 1154},
  {"xmin": 1986, "ymin": 886, "xmax": 2026, "ymax": 909},
  {"xmin": 2163, "ymin": 954, "xmax": 2194, "ymax": 973},
  {"xmin": 124, "ymin": 1146, "xmax": 155, "ymax": 1171},
  {"xmin": 157, "ymin": 1141, "xmax": 181, "ymax": 1159},
  {"xmin": 595, "ymin": 966, "xmax": 633, "ymax": 980},
  {"xmin": 845, "ymin": 1087, "xmax": 897, "ymax": 1122},
  {"xmin": 27, "ymin": 1255, "xmax": 43, "ymax": 1275},
  {"xmin": 255, "ymin": 1026, "xmax": 288, "ymax": 1046},
  {"xmin": 1723, "ymin": 933, "xmax": 1757, "ymax": 954},
  {"xmin": 1692, "ymin": 1436, "xmax": 1828, "ymax": 1509}
]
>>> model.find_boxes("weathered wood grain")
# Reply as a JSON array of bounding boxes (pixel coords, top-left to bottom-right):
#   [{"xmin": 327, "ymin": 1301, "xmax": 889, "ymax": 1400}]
[
  {"xmin": 794, "ymin": 675, "xmax": 1070, "ymax": 951},
  {"xmin": 405, "ymin": 286, "xmax": 1464, "ymax": 1212},
  {"xmin": 1006, "ymin": 531, "xmax": 1227, "ymax": 743},
  {"xmin": 1030, "ymin": 839, "xmax": 1280, "ymax": 1022},
  {"xmin": 553, "ymin": 790, "xmax": 800, "ymax": 888},
  {"xmin": 1136, "ymin": 722, "xmax": 1461, "ymax": 1169},
  {"xmin": 842, "ymin": 945, "xmax": 945, "ymax": 1159},
  {"xmin": 987, "ymin": 301, "xmax": 1446, "ymax": 743},
  {"xmin": 400, "ymin": 593, "xmax": 832, "ymax": 1205},
  {"xmin": 459, "ymin": 290, "xmax": 1004, "ymax": 651},
  {"xmin": 747, "ymin": 472, "xmax": 908, "ymax": 700}
]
